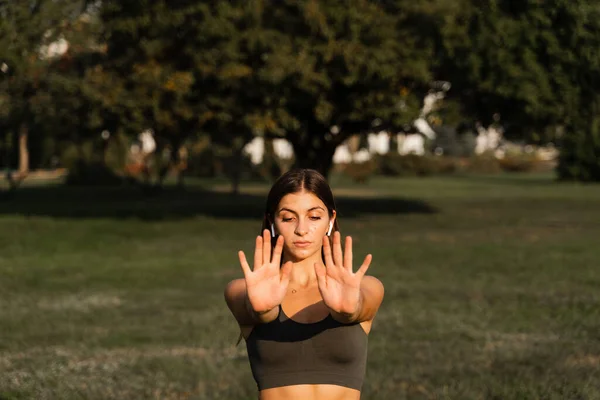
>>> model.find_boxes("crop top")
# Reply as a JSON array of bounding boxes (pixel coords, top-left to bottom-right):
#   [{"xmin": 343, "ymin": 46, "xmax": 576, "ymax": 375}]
[{"xmin": 245, "ymin": 305, "xmax": 368, "ymax": 391}]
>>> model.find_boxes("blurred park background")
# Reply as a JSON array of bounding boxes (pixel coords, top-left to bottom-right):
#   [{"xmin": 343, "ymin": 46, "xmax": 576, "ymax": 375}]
[{"xmin": 1, "ymin": 1, "xmax": 600, "ymax": 399}]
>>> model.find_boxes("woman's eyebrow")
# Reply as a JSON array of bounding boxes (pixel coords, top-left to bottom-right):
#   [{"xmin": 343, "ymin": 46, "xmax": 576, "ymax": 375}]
[{"xmin": 277, "ymin": 206, "xmax": 325, "ymax": 214}]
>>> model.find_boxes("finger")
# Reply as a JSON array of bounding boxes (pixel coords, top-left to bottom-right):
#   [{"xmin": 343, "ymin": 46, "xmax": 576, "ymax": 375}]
[
  {"xmin": 314, "ymin": 262, "xmax": 327, "ymax": 289},
  {"xmin": 280, "ymin": 261, "xmax": 293, "ymax": 287},
  {"xmin": 332, "ymin": 231, "xmax": 343, "ymax": 267},
  {"xmin": 356, "ymin": 254, "xmax": 372, "ymax": 278},
  {"xmin": 272, "ymin": 235, "xmax": 284, "ymax": 266},
  {"xmin": 238, "ymin": 251, "xmax": 251, "ymax": 278},
  {"xmin": 254, "ymin": 236, "xmax": 262, "ymax": 269},
  {"xmin": 262, "ymin": 229, "xmax": 272, "ymax": 266},
  {"xmin": 344, "ymin": 236, "xmax": 353, "ymax": 271},
  {"xmin": 322, "ymin": 235, "xmax": 334, "ymax": 267}
]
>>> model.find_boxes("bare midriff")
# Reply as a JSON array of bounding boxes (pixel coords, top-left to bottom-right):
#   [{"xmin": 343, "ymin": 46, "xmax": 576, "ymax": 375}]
[{"xmin": 259, "ymin": 384, "xmax": 361, "ymax": 400}]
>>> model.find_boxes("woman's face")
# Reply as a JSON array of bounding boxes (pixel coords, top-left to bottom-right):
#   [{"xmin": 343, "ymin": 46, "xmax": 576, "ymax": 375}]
[{"xmin": 273, "ymin": 190, "xmax": 335, "ymax": 262}]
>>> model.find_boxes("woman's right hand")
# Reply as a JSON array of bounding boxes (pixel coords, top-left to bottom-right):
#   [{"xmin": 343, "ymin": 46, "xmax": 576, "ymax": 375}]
[{"xmin": 238, "ymin": 229, "xmax": 292, "ymax": 314}]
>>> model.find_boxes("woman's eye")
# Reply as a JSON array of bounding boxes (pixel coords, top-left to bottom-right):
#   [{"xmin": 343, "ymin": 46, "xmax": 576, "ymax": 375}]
[
  {"xmin": 309, "ymin": 216, "xmax": 322, "ymax": 220},
  {"xmin": 282, "ymin": 218, "xmax": 294, "ymax": 222}
]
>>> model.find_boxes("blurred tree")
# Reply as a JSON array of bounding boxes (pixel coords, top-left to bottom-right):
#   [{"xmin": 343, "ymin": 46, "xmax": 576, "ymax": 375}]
[
  {"xmin": 251, "ymin": 0, "xmax": 431, "ymax": 175},
  {"xmin": 99, "ymin": 1, "xmax": 198, "ymax": 187},
  {"xmin": 432, "ymin": 0, "xmax": 600, "ymax": 180},
  {"xmin": 0, "ymin": 0, "xmax": 94, "ymax": 191},
  {"xmin": 98, "ymin": 0, "xmax": 432, "ymax": 180}
]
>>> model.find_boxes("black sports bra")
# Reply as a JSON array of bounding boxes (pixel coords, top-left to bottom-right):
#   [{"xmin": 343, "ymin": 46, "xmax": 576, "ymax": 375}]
[{"xmin": 245, "ymin": 305, "xmax": 368, "ymax": 391}]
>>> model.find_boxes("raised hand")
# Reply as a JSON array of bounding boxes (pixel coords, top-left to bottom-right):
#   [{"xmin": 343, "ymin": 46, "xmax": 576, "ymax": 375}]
[
  {"xmin": 238, "ymin": 229, "xmax": 293, "ymax": 314},
  {"xmin": 314, "ymin": 231, "xmax": 372, "ymax": 317}
]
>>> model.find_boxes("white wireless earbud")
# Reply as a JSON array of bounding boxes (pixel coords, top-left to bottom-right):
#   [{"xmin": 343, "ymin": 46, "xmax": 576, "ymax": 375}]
[
  {"xmin": 271, "ymin": 223, "xmax": 276, "ymax": 238},
  {"xmin": 327, "ymin": 221, "xmax": 333, "ymax": 236}
]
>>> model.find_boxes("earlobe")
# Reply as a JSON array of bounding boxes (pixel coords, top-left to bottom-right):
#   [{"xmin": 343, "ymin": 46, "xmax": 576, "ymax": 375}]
[{"xmin": 327, "ymin": 221, "xmax": 333, "ymax": 236}]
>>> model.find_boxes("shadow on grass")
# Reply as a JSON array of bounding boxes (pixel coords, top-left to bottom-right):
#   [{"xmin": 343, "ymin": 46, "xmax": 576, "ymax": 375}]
[
  {"xmin": 450, "ymin": 172, "xmax": 558, "ymax": 187},
  {"xmin": 0, "ymin": 184, "xmax": 437, "ymax": 221}
]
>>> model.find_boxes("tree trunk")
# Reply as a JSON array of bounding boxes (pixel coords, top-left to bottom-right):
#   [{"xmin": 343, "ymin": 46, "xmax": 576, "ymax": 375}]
[
  {"xmin": 292, "ymin": 139, "xmax": 336, "ymax": 178},
  {"xmin": 4, "ymin": 123, "xmax": 30, "ymax": 192},
  {"xmin": 230, "ymin": 145, "xmax": 242, "ymax": 195},
  {"xmin": 156, "ymin": 141, "xmax": 173, "ymax": 188},
  {"xmin": 175, "ymin": 145, "xmax": 187, "ymax": 188},
  {"xmin": 264, "ymin": 137, "xmax": 284, "ymax": 180},
  {"xmin": 389, "ymin": 133, "xmax": 398, "ymax": 154},
  {"xmin": 18, "ymin": 123, "xmax": 29, "ymax": 178}
]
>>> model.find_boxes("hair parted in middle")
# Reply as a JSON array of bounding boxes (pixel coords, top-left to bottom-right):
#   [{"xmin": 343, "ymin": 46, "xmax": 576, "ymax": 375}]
[{"xmin": 261, "ymin": 168, "xmax": 339, "ymax": 247}]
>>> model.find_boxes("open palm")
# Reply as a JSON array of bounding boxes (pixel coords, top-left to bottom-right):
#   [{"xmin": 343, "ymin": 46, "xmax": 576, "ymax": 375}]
[
  {"xmin": 314, "ymin": 232, "xmax": 372, "ymax": 316},
  {"xmin": 238, "ymin": 230, "xmax": 292, "ymax": 314}
]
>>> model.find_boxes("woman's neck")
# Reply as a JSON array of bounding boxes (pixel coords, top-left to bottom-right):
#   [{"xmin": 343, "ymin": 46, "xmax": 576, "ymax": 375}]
[{"xmin": 284, "ymin": 252, "xmax": 323, "ymax": 288}]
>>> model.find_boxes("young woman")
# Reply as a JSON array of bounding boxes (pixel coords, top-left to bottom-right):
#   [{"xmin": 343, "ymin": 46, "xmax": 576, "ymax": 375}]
[{"xmin": 224, "ymin": 168, "xmax": 384, "ymax": 400}]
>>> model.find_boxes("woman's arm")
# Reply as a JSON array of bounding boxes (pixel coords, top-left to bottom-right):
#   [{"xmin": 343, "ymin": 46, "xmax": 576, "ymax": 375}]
[
  {"xmin": 224, "ymin": 278, "xmax": 280, "ymax": 326},
  {"xmin": 329, "ymin": 275, "xmax": 384, "ymax": 324}
]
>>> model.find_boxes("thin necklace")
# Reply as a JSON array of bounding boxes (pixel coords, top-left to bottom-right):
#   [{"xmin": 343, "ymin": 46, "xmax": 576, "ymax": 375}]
[{"xmin": 290, "ymin": 282, "xmax": 317, "ymax": 294}]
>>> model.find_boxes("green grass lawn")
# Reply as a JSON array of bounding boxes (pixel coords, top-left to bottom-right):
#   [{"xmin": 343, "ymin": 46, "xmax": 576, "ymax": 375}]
[{"xmin": 1, "ymin": 173, "xmax": 599, "ymax": 400}]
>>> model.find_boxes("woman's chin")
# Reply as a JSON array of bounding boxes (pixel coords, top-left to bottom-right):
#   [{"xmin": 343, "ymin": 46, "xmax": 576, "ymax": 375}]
[{"xmin": 287, "ymin": 247, "xmax": 319, "ymax": 262}]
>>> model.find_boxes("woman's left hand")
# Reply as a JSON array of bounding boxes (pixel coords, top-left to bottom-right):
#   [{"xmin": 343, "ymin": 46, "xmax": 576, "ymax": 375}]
[{"xmin": 314, "ymin": 231, "xmax": 372, "ymax": 317}]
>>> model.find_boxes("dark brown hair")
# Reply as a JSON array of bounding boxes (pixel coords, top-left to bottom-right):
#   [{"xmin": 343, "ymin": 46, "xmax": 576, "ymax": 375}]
[
  {"xmin": 261, "ymin": 168, "xmax": 339, "ymax": 238},
  {"xmin": 236, "ymin": 169, "xmax": 339, "ymax": 345}
]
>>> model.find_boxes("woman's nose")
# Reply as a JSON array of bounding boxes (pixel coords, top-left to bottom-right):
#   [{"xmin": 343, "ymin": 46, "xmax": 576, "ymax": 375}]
[{"xmin": 295, "ymin": 219, "xmax": 308, "ymax": 235}]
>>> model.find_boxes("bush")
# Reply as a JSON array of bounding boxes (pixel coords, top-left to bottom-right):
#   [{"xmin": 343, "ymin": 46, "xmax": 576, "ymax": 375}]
[
  {"xmin": 464, "ymin": 153, "xmax": 502, "ymax": 174},
  {"xmin": 343, "ymin": 160, "xmax": 378, "ymax": 183},
  {"xmin": 376, "ymin": 153, "xmax": 457, "ymax": 177},
  {"xmin": 498, "ymin": 153, "xmax": 539, "ymax": 173},
  {"xmin": 557, "ymin": 118, "xmax": 600, "ymax": 182},
  {"xmin": 65, "ymin": 161, "xmax": 125, "ymax": 186}
]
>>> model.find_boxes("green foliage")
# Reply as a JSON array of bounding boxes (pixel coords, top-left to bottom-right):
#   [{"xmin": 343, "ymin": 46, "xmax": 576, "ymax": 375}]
[
  {"xmin": 431, "ymin": 0, "xmax": 600, "ymax": 180},
  {"xmin": 0, "ymin": 1, "xmax": 93, "ymax": 121},
  {"xmin": 0, "ymin": 0, "xmax": 106, "ymax": 176},
  {"xmin": 254, "ymin": 0, "xmax": 431, "ymax": 174},
  {"xmin": 98, "ymin": 0, "xmax": 432, "ymax": 177},
  {"xmin": 557, "ymin": 115, "xmax": 600, "ymax": 181},
  {"xmin": 3, "ymin": 0, "xmax": 600, "ymax": 181}
]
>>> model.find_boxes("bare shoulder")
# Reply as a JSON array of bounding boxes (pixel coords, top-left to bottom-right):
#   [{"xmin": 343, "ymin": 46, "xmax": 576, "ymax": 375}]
[
  {"xmin": 224, "ymin": 278, "xmax": 246, "ymax": 296},
  {"xmin": 224, "ymin": 278, "xmax": 246, "ymax": 307},
  {"xmin": 360, "ymin": 275, "xmax": 385, "ymax": 317},
  {"xmin": 362, "ymin": 275, "xmax": 384, "ymax": 296},
  {"xmin": 224, "ymin": 278, "xmax": 253, "ymax": 326}
]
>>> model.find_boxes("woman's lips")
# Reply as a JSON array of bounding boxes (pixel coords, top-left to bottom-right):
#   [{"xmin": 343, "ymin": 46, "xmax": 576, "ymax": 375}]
[{"xmin": 293, "ymin": 241, "xmax": 311, "ymax": 248}]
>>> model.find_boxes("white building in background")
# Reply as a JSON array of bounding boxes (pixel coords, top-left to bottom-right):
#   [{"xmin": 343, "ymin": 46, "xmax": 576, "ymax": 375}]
[
  {"xmin": 273, "ymin": 138, "xmax": 294, "ymax": 160},
  {"xmin": 238, "ymin": 82, "xmax": 557, "ymax": 164},
  {"xmin": 397, "ymin": 134, "xmax": 426, "ymax": 156},
  {"xmin": 243, "ymin": 137, "xmax": 265, "ymax": 165},
  {"xmin": 128, "ymin": 129, "xmax": 157, "ymax": 163},
  {"xmin": 243, "ymin": 137, "xmax": 294, "ymax": 164},
  {"xmin": 333, "ymin": 145, "xmax": 352, "ymax": 164},
  {"xmin": 38, "ymin": 36, "xmax": 69, "ymax": 60},
  {"xmin": 367, "ymin": 131, "xmax": 390, "ymax": 155},
  {"xmin": 475, "ymin": 123, "xmax": 503, "ymax": 155}
]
